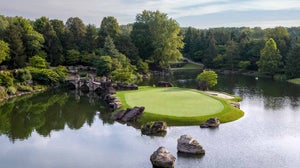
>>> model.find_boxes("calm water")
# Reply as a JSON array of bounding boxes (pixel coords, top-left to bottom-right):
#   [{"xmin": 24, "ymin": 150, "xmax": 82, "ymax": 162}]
[{"xmin": 1, "ymin": 73, "xmax": 300, "ymax": 168}]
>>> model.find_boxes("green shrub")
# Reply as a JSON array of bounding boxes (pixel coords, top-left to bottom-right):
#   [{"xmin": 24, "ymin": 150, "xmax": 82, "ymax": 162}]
[
  {"xmin": 26, "ymin": 67, "xmax": 60, "ymax": 85},
  {"xmin": 33, "ymin": 85, "xmax": 46, "ymax": 90},
  {"xmin": 238, "ymin": 61, "xmax": 250, "ymax": 71},
  {"xmin": 79, "ymin": 72, "xmax": 87, "ymax": 77},
  {"xmin": 16, "ymin": 84, "xmax": 33, "ymax": 92},
  {"xmin": 0, "ymin": 71, "xmax": 13, "ymax": 87},
  {"xmin": 29, "ymin": 55, "xmax": 48, "ymax": 68},
  {"xmin": 274, "ymin": 74, "xmax": 287, "ymax": 81},
  {"xmin": 6, "ymin": 86, "xmax": 17, "ymax": 95},
  {"xmin": 0, "ymin": 86, "xmax": 7, "ymax": 99},
  {"xmin": 197, "ymin": 70, "xmax": 218, "ymax": 90},
  {"xmin": 54, "ymin": 66, "xmax": 67, "ymax": 82},
  {"xmin": 137, "ymin": 60, "xmax": 149, "ymax": 74},
  {"xmin": 14, "ymin": 69, "xmax": 32, "ymax": 83}
]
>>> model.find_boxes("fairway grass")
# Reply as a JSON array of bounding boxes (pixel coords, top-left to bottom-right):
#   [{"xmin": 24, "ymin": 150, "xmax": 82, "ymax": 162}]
[
  {"xmin": 288, "ymin": 78, "xmax": 300, "ymax": 85},
  {"xmin": 171, "ymin": 63, "xmax": 203, "ymax": 71},
  {"xmin": 116, "ymin": 86, "xmax": 244, "ymax": 126}
]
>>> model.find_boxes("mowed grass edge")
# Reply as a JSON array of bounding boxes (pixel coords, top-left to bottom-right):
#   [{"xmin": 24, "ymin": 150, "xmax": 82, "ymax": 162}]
[
  {"xmin": 116, "ymin": 86, "xmax": 244, "ymax": 126},
  {"xmin": 288, "ymin": 78, "xmax": 300, "ymax": 85}
]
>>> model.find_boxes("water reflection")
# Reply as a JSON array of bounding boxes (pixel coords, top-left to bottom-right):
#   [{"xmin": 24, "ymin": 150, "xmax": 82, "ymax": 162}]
[
  {"xmin": 143, "ymin": 72, "xmax": 300, "ymax": 110},
  {"xmin": 0, "ymin": 73, "xmax": 300, "ymax": 168},
  {"xmin": 0, "ymin": 90, "xmax": 112, "ymax": 142}
]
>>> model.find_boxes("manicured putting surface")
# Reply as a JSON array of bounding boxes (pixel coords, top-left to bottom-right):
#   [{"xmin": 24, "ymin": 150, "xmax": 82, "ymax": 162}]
[{"xmin": 124, "ymin": 87, "xmax": 224, "ymax": 117}]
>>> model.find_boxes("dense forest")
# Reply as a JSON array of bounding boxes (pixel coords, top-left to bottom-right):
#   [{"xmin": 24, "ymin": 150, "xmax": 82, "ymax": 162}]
[
  {"xmin": 182, "ymin": 26, "xmax": 300, "ymax": 79},
  {"xmin": 1, "ymin": 10, "xmax": 300, "ymax": 86}
]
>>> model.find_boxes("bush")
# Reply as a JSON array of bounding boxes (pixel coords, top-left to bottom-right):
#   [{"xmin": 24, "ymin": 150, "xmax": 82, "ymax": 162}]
[
  {"xmin": 29, "ymin": 55, "xmax": 48, "ymax": 68},
  {"xmin": 54, "ymin": 66, "xmax": 67, "ymax": 82},
  {"xmin": 33, "ymin": 85, "xmax": 46, "ymax": 90},
  {"xmin": 196, "ymin": 70, "xmax": 218, "ymax": 90},
  {"xmin": 0, "ymin": 86, "xmax": 7, "ymax": 99},
  {"xmin": 79, "ymin": 72, "xmax": 88, "ymax": 77},
  {"xmin": 6, "ymin": 86, "xmax": 17, "ymax": 95},
  {"xmin": 238, "ymin": 61, "xmax": 250, "ymax": 71},
  {"xmin": 0, "ymin": 71, "xmax": 13, "ymax": 87},
  {"xmin": 14, "ymin": 69, "xmax": 32, "ymax": 83},
  {"xmin": 137, "ymin": 60, "xmax": 149, "ymax": 74},
  {"xmin": 16, "ymin": 84, "xmax": 33, "ymax": 92},
  {"xmin": 26, "ymin": 67, "xmax": 60, "ymax": 85},
  {"xmin": 273, "ymin": 74, "xmax": 287, "ymax": 81}
]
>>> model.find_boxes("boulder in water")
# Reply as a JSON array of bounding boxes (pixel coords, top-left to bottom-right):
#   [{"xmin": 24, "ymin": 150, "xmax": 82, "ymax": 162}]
[
  {"xmin": 150, "ymin": 146, "xmax": 176, "ymax": 168},
  {"xmin": 177, "ymin": 134, "xmax": 205, "ymax": 155},
  {"xmin": 200, "ymin": 118, "xmax": 221, "ymax": 128}
]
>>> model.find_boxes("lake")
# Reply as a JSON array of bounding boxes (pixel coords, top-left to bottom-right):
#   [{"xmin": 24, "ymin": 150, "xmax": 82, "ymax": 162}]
[{"xmin": 0, "ymin": 73, "xmax": 300, "ymax": 168}]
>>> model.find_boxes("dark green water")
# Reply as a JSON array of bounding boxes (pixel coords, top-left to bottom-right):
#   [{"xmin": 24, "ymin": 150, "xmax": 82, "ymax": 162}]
[{"xmin": 1, "ymin": 73, "xmax": 300, "ymax": 168}]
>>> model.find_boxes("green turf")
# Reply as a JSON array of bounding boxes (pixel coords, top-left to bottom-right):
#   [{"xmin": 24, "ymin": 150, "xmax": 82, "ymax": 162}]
[
  {"xmin": 171, "ymin": 63, "xmax": 203, "ymax": 70},
  {"xmin": 288, "ymin": 78, "xmax": 300, "ymax": 85},
  {"xmin": 116, "ymin": 86, "xmax": 244, "ymax": 126},
  {"xmin": 125, "ymin": 87, "xmax": 223, "ymax": 117}
]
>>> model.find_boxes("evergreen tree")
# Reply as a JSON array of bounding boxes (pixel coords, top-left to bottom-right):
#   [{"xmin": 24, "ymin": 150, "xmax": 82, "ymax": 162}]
[
  {"xmin": 285, "ymin": 44, "xmax": 300, "ymax": 78},
  {"xmin": 98, "ymin": 16, "xmax": 121, "ymax": 48},
  {"xmin": 205, "ymin": 31, "xmax": 217, "ymax": 67},
  {"xmin": 4, "ymin": 24, "xmax": 26, "ymax": 68},
  {"xmin": 224, "ymin": 40, "xmax": 240, "ymax": 70},
  {"xmin": 103, "ymin": 36, "xmax": 120, "ymax": 58}
]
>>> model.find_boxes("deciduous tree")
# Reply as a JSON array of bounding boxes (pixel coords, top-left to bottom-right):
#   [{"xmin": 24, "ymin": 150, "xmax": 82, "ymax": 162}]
[
  {"xmin": 0, "ymin": 40, "xmax": 10, "ymax": 64},
  {"xmin": 131, "ymin": 10, "xmax": 184, "ymax": 68},
  {"xmin": 196, "ymin": 70, "xmax": 218, "ymax": 90},
  {"xmin": 257, "ymin": 38, "xmax": 282, "ymax": 76}
]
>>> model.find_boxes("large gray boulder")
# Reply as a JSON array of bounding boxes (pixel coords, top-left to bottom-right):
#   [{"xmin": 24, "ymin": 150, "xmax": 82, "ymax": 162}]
[
  {"xmin": 230, "ymin": 102, "xmax": 240, "ymax": 109},
  {"xmin": 177, "ymin": 135, "xmax": 205, "ymax": 155},
  {"xmin": 200, "ymin": 118, "xmax": 221, "ymax": 128},
  {"xmin": 150, "ymin": 147, "xmax": 176, "ymax": 168},
  {"xmin": 141, "ymin": 121, "xmax": 167, "ymax": 135},
  {"xmin": 111, "ymin": 106, "xmax": 145, "ymax": 122}
]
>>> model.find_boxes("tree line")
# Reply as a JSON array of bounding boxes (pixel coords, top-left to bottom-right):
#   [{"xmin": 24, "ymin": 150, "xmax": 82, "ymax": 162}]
[
  {"xmin": 0, "ymin": 10, "xmax": 184, "ymax": 83},
  {"xmin": 1, "ymin": 10, "xmax": 300, "ymax": 83},
  {"xmin": 182, "ymin": 26, "xmax": 300, "ymax": 79}
]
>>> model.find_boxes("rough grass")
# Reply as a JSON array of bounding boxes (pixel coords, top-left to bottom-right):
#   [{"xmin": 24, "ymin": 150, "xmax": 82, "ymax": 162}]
[
  {"xmin": 288, "ymin": 78, "xmax": 300, "ymax": 85},
  {"xmin": 116, "ymin": 86, "xmax": 244, "ymax": 126},
  {"xmin": 171, "ymin": 63, "xmax": 203, "ymax": 70}
]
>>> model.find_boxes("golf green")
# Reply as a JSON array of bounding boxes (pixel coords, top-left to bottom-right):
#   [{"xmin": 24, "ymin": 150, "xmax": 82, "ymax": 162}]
[{"xmin": 120, "ymin": 87, "xmax": 223, "ymax": 117}]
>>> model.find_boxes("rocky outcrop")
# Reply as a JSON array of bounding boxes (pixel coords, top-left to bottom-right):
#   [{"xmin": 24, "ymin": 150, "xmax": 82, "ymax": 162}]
[
  {"xmin": 230, "ymin": 102, "xmax": 240, "ymax": 109},
  {"xmin": 157, "ymin": 81, "xmax": 173, "ymax": 87},
  {"xmin": 114, "ymin": 82, "xmax": 138, "ymax": 90},
  {"xmin": 112, "ymin": 106, "xmax": 145, "ymax": 122},
  {"xmin": 102, "ymin": 94, "xmax": 122, "ymax": 111},
  {"xmin": 200, "ymin": 118, "xmax": 221, "ymax": 128},
  {"xmin": 177, "ymin": 135, "xmax": 205, "ymax": 155},
  {"xmin": 141, "ymin": 121, "xmax": 167, "ymax": 135},
  {"xmin": 150, "ymin": 147, "xmax": 176, "ymax": 168}
]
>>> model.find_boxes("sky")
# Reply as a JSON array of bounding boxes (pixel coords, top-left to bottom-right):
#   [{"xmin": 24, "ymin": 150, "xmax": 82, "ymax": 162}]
[{"xmin": 1, "ymin": 0, "xmax": 300, "ymax": 28}]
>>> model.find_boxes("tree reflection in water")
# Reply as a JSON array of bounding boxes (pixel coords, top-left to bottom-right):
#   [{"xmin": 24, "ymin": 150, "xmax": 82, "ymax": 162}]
[{"xmin": 0, "ymin": 90, "xmax": 112, "ymax": 142}]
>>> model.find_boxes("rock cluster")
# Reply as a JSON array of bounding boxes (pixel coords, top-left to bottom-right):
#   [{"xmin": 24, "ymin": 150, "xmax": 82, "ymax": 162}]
[
  {"xmin": 114, "ymin": 82, "xmax": 138, "ymax": 90},
  {"xmin": 230, "ymin": 102, "xmax": 240, "ymax": 109},
  {"xmin": 112, "ymin": 106, "xmax": 145, "ymax": 122},
  {"xmin": 200, "ymin": 118, "xmax": 221, "ymax": 128},
  {"xmin": 177, "ymin": 135, "xmax": 205, "ymax": 155},
  {"xmin": 141, "ymin": 121, "xmax": 167, "ymax": 135},
  {"xmin": 96, "ymin": 80, "xmax": 120, "ymax": 111},
  {"xmin": 103, "ymin": 94, "xmax": 122, "ymax": 111},
  {"xmin": 150, "ymin": 147, "xmax": 176, "ymax": 168},
  {"xmin": 157, "ymin": 81, "xmax": 173, "ymax": 87}
]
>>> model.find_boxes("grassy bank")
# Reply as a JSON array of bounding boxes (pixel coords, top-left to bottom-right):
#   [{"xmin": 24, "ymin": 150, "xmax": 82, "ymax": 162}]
[
  {"xmin": 116, "ymin": 86, "xmax": 244, "ymax": 126},
  {"xmin": 171, "ymin": 63, "xmax": 203, "ymax": 71},
  {"xmin": 288, "ymin": 78, "xmax": 300, "ymax": 85}
]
